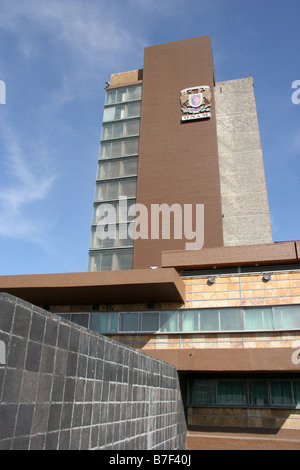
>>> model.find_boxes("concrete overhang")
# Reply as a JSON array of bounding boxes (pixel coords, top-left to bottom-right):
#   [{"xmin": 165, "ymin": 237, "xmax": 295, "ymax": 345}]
[
  {"xmin": 162, "ymin": 241, "xmax": 300, "ymax": 271},
  {"xmin": 145, "ymin": 348, "xmax": 300, "ymax": 372},
  {"xmin": 0, "ymin": 268, "xmax": 185, "ymax": 306}
]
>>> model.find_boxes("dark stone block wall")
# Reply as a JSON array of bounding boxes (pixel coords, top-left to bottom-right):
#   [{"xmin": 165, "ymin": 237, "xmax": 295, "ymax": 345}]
[{"xmin": 0, "ymin": 293, "xmax": 186, "ymax": 450}]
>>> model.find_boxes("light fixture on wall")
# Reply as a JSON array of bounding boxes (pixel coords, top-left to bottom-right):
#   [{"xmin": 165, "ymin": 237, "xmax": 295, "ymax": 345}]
[
  {"xmin": 263, "ymin": 273, "xmax": 272, "ymax": 282},
  {"xmin": 207, "ymin": 276, "xmax": 216, "ymax": 285}
]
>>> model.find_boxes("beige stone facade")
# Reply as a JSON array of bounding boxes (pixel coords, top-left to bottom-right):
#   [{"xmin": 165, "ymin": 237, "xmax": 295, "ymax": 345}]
[
  {"xmin": 184, "ymin": 270, "xmax": 300, "ymax": 308},
  {"xmin": 188, "ymin": 407, "xmax": 300, "ymax": 430}
]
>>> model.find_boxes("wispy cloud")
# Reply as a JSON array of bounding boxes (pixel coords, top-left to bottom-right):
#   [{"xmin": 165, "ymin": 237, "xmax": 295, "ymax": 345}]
[
  {"xmin": 0, "ymin": 0, "xmax": 142, "ymax": 69},
  {"xmin": 0, "ymin": 116, "xmax": 57, "ymax": 248},
  {"xmin": 0, "ymin": 0, "xmax": 144, "ymax": 250}
]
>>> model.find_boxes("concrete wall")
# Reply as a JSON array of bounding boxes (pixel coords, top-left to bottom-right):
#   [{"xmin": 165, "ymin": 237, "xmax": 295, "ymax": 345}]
[
  {"xmin": 0, "ymin": 293, "xmax": 186, "ymax": 450},
  {"xmin": 215, "ymin": 77, "xmax": 273, "ymax": 247}
]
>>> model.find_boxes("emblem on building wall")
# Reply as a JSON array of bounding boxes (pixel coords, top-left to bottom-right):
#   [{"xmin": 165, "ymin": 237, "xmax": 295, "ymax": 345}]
[{"xmin": 180, "ymin": 86, "xmax": 211, "ymax": 121}]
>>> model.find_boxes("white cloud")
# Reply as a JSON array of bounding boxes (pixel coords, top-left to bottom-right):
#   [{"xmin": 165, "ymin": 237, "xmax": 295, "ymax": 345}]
[
  {"xmin": 0, "ymin": 0, "xmax": 142, "ymax": 69},
  {"xmin": 0, "ymin": 116, "xmax": 57, "ymax": 248}
]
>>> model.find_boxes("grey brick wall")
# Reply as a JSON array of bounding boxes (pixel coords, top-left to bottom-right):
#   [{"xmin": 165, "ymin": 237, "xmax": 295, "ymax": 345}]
[{"xmin": 0, "ymin": 293, "xmax": 186, "ymax": 450}]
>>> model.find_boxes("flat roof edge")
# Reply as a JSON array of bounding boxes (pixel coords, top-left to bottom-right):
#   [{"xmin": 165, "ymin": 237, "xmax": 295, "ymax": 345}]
[
  {"xmin": 0, "ymin": 268, "xmax": 185, "ymax": 306},
  {"xmin": 162, "ymin": 241, "xmax": 300, "ymax": 270}
]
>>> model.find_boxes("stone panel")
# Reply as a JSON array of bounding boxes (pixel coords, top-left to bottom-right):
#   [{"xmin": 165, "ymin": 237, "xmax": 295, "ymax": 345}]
[{"xmin": 0, "ymin": 293, "xmax": 186, "ymax": 450}]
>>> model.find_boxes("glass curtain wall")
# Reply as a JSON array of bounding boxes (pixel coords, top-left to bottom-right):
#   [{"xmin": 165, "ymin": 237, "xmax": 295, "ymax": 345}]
[{"xmin": 88, "ymin": 84, "xmax": 142, "ymax": 271}]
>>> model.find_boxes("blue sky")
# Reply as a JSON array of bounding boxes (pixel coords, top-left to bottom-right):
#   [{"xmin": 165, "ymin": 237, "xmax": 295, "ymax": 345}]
[{"xmin": 0, "ymin": 0, "xmax": 299, "ymax": 276}]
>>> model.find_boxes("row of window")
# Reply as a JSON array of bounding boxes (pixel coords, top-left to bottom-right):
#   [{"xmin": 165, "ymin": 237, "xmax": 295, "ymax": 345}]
[
  {"xmin": 94, "ymin": 177, "xmax": 137, "ymax": 202},
  {"xmin": 103, "ymin": 101, "xmax": 141, "ymax": 123},
  {"xmin": 92, "ymin": 199, "xmax": 136, "ymax": 225},
  {"xmin": 90, "ymin": 223, "xmax": 135, "ymax": 250},
  {"xmin": 59, "ymin": 305, "xmax": 300, "ymax": 334},
  {"xmin": 88, "ymin": 249, "xmax": 133, "ymax": 272},
  {"xmin": 101, "ymin": 119, "xmax": 140, "ymax": 141},
  {"xmin": 105, "ymin": 85, "xmax": 142, "ymax": 106},
  {"xmin": 96, "ymin": 157, "xmax": 138, "ymax": 181},
  {"xmin": 189, "ymin": 379, "xmax": 300, "ymax": 408},
  {"xmin": 99, "ymin": 137, "xmax": 139, "ymax": 160}
]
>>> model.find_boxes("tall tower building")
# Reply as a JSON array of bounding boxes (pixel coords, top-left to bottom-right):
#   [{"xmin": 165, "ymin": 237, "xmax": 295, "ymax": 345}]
[
  {"xmin": 88, "ymin": 36, "xmax": 272, "ymax": 272},
  {"xmin": 1, "ymin": 36, "xmax": 300, "ymax": 452}
]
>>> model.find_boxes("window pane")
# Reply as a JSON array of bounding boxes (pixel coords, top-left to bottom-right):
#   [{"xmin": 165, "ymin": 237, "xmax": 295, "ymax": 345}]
[
  {"xmin": 270, "ymin": 381, "xmax": 293, "ymax": 406},
  {"xmin": 114, "ymin": 250, "xmax": 133, "ymax": 270},
  {"xmin": 116, "ymin": 225, "xmax": 133, "ymax": 247},
  {"xmin": 218, "ymin": 381, "xmax": 246, "ymax": 405},
  {"xmin": 106, "ymin": 181, "xmax": 119, "ymax": 199},
  {"xmin": 124, "ymin": 137, "xmax": 139, "ymax": 155},
  {"xmin": 116, "ymin": 88, "xmax": 126, "ymax": 102},
  {"xmin": 97, "ymin": 161, "xmax": 109, "ymax": 179},
  {"xmin": 293, "ymin": 382, "xmax": 300, "ymax": 406},
  {"xmin": 71, "ymin": 314, "xmax": 89, "ymax": 329},
  {"xmin": 90, "ymin": 229, "xmax": 101, "ymax": 249},
  {"xmin": 120, "ymin": 179, "xmax": 137, "ymax": 197},
  {"xmin": 127, "ymin": 101, "xmax": 141, "ymax": 117},
  {"xmin": 190, "ymin": 380, "xmax": 217, "ymax": 405},
  {"xmin": 245, "ymin": 308, "xmax": 264, "ymax": 330},
  {"xmin": 103, "ymin": 107, "xmax": 115, "ymax": 122},
  {"xmin": 200, "ymin": 309, "xmax": 219, "ymax": 332},
  {"xmin": 190, "ymin": 381, "xmax": 208, "ymax": 405},
  {"xmin": 127, "ymin": 85, "xmax": 142, "ymax": 101},
  {"xmin": 88, "ymin": 253, "xmax": 99, "ymax": 272},
  {"xmin": 124, "ymin": 119, "xmax": 140, "ymax": 136},
  {"xmin": 100, "ymin": 142, "xmax": 110, "ymax": 158},
  {"xmin": 161, "ymin": 311, "xmax": 178, "ymax": 332},
  {"xmin": 182, "ymin": 310, "xmax": 198, "ymax": 332},
  {"xmin": 57, "ymin": 313, "xmax": 70, "ymax": 321},
  {"xmin": 122, "ymin": 158, "xmax": 138, "ymax": 176},
  {"xmin": 113, "ymin": 122, "xmax": 124, "ymax": 138},
  {"xmin": 120, "ymin": 312, "xmax": 138, "ymax": 332},
  {"xmin": 102, "ymin": 124, "xmax": 113, "ymax": 140},
  {"xmin": 112, "ymin": 160, "xmax": 123, "ymax": 178},
  {"xmin": 141, "ymin": 312, "xmax": 159, "ymax": 332},
  {"xmin": 106, "ymin": 89, "xmax": 116, "ymax": 105},
  {"xmin": 274, "ymin": 306, "xmax": 300, "ymax": 330},
  {"xmin": 110, "ymin": 141, "xmax": 123, "ymax": 157},
  {"xmin": 115, "ymin": 105, "xmax": 125, "ymax": 120},
  {"xmin": 97, "ymin": 161, "xmax": 122, "ymax": 180},
  {"xmin": 90, "ymin": 313, "xmax": 109, "ymax": 333},
  {"xmin": 110, "ymin": 312, "xmax": 119, "ymax": 333},
  {"xmin": 263, "ymin": 308, "xmax": 274, "ymax": 330},
  {"xmin": 101, "ymin": 252, "xmax": 113, "ymax": 270},
  {"xmin": 95, "ymin": 182, "xmax": 106, "ymax": 200},
  {"xmin": 249, "ymin": 381, "xmax": 269, "ymax": 406},
  {"xmin": 93, "ymin": 201, "xmax": 135, "ymax": 225},
  {"xmin": 220, "ymin": 308, "xmax": 242, "ymax": 331}
]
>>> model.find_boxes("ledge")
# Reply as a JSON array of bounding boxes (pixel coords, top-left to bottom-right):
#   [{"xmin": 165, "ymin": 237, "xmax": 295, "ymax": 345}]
[
  {"xmin": 143, "ymin": 347, "xmax": 300, "ymax": 372},
  {"xmin": 162, "ymin": 241, "xmax": 300, "ymax": 271},
  {"xmin": 0, "ymin": 268, "xmax": 185, "ymax": 306}
]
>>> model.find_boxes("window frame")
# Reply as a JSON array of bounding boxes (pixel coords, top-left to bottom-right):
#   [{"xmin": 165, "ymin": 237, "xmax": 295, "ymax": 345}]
[{"xmin": 188, "ymin": 378, "xmax": 300, "ymax": 409}]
